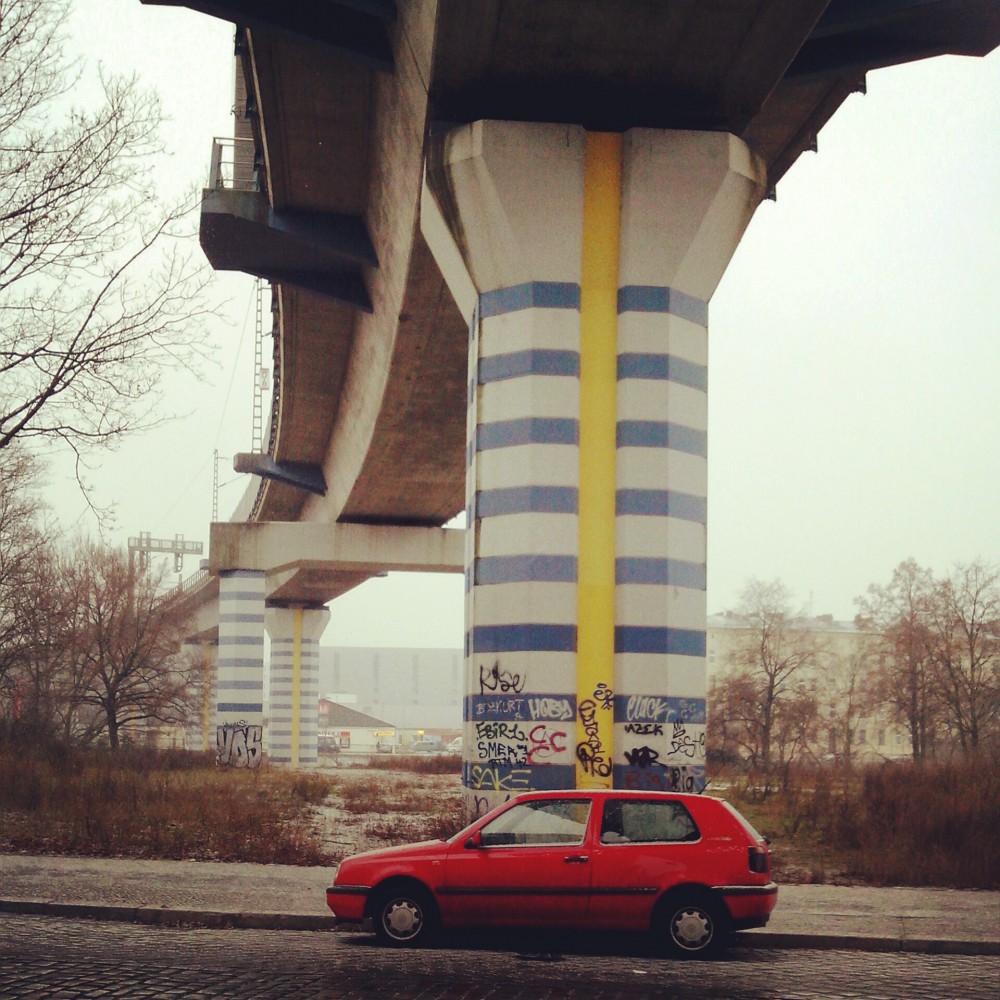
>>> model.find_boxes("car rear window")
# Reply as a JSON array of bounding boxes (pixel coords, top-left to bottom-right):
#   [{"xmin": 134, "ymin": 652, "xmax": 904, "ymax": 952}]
[{"xmin": 600, "ymin": 799, "xmax": 700, "ymax": 844}]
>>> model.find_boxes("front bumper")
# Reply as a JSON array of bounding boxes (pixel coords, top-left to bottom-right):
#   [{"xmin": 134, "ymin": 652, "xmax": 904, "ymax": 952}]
[{"xmin": 326, "ymin": 884, "xmax": 371, "ymax": 927}]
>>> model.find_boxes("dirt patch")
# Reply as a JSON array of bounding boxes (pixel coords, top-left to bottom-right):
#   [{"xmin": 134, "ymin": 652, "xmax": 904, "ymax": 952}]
[{"xmin": 310, "ymin": 765, "xmax": 465, "ymax": 862}]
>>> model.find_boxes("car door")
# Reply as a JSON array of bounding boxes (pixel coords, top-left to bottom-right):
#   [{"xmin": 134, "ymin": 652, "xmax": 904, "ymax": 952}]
[
  {"xmin": 440, "ymin": 797, "xmax": 594, "ymax": 929},
  {"xmin": 588, "ymin": 797, "xmax": 702, "ymax": 932}
]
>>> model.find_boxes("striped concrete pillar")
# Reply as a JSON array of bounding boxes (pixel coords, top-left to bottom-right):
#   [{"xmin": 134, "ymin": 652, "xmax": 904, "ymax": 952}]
[
  {"xmin": 216, "ymin": 570, "xmax": 266, "ymax": 768},
  {"xmin": 424, "ymin": 122, "xmax": 765, "ymax": 816},
  {"xmin": 614, "ymin": 131, "xmax": 765, "ymax": 793},
  {"xmin": 188, "ymin": 639, "xmax": 217, "ymax": 754},
  {"xmin": 265, "ymin": 605, "xmax": 330, "ymax": 767},
  {"xmin": 444, "ymin": 122, "xmax": 585, "ymax": 817}
]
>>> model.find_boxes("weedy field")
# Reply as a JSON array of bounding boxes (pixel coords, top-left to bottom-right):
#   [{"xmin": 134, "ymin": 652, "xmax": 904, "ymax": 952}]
[{"xmin": 1, "ymin": 742, "xmax": 996, "ymax": 889}]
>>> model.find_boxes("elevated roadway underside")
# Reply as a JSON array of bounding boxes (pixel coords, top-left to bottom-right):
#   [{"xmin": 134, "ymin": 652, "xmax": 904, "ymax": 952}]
[{"xmin": 146, "ymin": 0, "xmax": 1000, "ymax": 605}]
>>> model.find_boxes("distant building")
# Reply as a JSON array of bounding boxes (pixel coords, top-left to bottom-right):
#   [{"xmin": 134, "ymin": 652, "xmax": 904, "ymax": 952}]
[
  {"xmin": 318, "ymin": 700, "xmax": 397, "ymax": 754},
  {"xmin": 706, "ymin": 612, "xmax": 910, "ymax": 762},
  {"xmin": 319, "ymin": 647, "xmax": 462, "ymax": 733}
]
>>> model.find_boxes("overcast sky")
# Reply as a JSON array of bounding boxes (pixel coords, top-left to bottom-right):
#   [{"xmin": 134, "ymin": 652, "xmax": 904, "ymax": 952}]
[{"xmin": 48, "ymin": 1, "xmax": 1000, "ymax": 645}]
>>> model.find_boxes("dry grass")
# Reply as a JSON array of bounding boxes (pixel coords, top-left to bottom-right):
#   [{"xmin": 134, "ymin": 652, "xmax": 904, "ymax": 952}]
[
  {"xmin": 0, "ymin": 742, "xmax": 464, "ymax": 866},
  {"xmin": 0, "ymin": 743, "xmax": 338, "ymax": 864},
  {"xmin": 3, "ymin": 741, "xmax": 996, "ymax": 887},
  {"xmin": 715, "ymin": 757, "xmax": 1000, "ymax": 889}
]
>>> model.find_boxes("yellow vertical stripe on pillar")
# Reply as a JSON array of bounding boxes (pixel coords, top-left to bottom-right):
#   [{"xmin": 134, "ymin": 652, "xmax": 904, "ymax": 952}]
[
  {"xmin": 291, "ymin": 607, "xmax": 302, "ymax": 767},
  {"xmin": 202, "ymin": 643, "xmax": 213, "ymax": 754},
  {"xmin": 577, "ymin": 131, "xmax": 621, "ymax": 789}
]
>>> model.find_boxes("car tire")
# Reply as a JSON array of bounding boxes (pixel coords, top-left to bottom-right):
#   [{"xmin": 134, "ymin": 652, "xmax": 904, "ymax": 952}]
[
  {"xmin": 371, "ymin": 883, "xmax": 438, "ymax": 947},
  {"xmin": 655, "ymin": 892, "xmax": 728, "ymax": 959}
]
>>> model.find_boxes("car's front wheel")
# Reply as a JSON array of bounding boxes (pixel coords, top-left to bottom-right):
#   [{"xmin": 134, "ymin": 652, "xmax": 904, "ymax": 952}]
[
  {"xmin": 655, "ymin": 893, "xmax": 728, "ymax": 958},
  {"xmin": 371, "ymin": 883, "xmax": 438, "ymax": 947}
]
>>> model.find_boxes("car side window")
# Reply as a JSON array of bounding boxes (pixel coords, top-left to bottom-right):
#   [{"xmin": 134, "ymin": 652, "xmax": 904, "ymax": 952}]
[
  {"xmin": 480, "ymin": 799, "xmax": 591, "ymax": 847},
  {"xmin": 600, "ymin": 800, "xmax": 699, "ymax": 844}
]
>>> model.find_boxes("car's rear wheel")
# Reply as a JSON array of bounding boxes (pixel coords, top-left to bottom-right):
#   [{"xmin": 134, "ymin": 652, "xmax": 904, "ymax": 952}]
[
  {"xmin": 371, "ymin": 883, "xmax": 438, "ymax": 947},
  {"xmin": 656, "ymin": 893, "xmax": 728, "ymax": 958}
]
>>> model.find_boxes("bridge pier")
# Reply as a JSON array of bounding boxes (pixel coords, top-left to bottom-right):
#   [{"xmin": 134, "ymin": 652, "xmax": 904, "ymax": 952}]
[
  {"xmin": 265, "ymin": 605, "xmax": 330, "ymax": 767},
  {"xmin": 423, "ymin": 121, "xmax": 766, "ymax": 816},
  {"xmin": 215, "ymin": 571, "xmax": 266, "ymax": 767}
]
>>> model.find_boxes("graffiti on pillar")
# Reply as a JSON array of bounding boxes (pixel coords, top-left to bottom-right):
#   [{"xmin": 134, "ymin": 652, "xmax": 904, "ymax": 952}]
[
  {"xmin": 624, "ymin": 744, "xmax": 661, "ymax": 768},
  {"xmin": 576, "ymin": 682, "xmax": 614, "ymax": 779},
  {"xmin": 478, "ymin": 660, "xmax": 525, "ymax": 695},
  {"xmin": 216, "ymin": 721, "xmax": 263, "ymax": 768},
  {"xmin": 668, "ymin": 719, "xmax": 699, "ymax": 758}
]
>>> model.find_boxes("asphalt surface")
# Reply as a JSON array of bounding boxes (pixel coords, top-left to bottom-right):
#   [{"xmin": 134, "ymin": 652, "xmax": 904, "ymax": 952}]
[{"xmin": 0, "ymin": 854, "xmax": 996, "ymax": 956}]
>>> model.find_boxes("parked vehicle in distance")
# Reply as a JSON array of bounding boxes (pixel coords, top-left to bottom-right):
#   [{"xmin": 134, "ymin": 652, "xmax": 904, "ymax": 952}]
[
  {"xmin": 326, "ymin": 789, "xmax": 776, "ymax": 957},
  {"xmin": 444, "ymin": 736, "xmax": 462, "ymax": 754},
  {"xmin": 406, "ymin": 738, "xmax": 441, "ymax": 754}
]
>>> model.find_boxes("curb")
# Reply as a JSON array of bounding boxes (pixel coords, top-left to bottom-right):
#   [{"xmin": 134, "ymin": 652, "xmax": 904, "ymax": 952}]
[
  {"xmin": 0, "ymin": 899, "xmax": 337, "ymax": 932},
  {"xmin": 2, "ymin": 899, "xmax": 996, "ymax": 957},
  {"xmin": 733, "ymin": 930, "xmax": 1000, "ymax": 958}
]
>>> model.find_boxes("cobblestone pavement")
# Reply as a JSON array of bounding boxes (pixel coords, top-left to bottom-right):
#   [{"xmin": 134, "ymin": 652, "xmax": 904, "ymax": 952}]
[{"xmin": 1, "ymin": 915, "xmax": 998, "ymax": 1000}]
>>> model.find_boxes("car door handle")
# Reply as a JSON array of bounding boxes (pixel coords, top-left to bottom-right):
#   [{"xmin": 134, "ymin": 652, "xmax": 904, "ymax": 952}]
[{"xmin": 563, "ymin": 855, "xmax": 589, "ymax": 864}]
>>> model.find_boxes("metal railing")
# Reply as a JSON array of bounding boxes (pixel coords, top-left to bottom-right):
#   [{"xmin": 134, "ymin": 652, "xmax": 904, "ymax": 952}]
[{"xmin": 208, "ymin": 136, "xmax": 259, "ymax": 191}]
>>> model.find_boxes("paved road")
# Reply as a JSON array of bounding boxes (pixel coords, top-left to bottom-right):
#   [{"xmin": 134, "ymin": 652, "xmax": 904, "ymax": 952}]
[
  {"xmin": 2, "ymin": 855, "xmax": 997, "ymax": 956},
  {"xmin": 1, "ymin": 913, "xmax": 998, "ymax": 1000}
]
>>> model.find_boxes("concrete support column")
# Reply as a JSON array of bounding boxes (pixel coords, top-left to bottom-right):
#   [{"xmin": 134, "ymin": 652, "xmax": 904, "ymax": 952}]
[
  {"xmin": 423, "ymin": 121, "xmax": 765, "ymax": 816},
  {"xmin": 265, "ymin": 604, "xmax": 330, "ymax": 767},
  {"xmin": 216, "ymin": 570, "xmax": 266, "ymax": 768},
  {"xmin": 188, "ymin": 639, "xmax": 217, "ymax": 754},
  {"xmin": 613, "ymin": 131, "xmax": 765, "ymax": 792}
]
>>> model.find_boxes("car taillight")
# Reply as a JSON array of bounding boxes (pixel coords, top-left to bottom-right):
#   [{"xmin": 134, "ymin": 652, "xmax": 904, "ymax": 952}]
[{"xmin": 748, "ymin": 845, "xmax": 769, "ymax": 874}]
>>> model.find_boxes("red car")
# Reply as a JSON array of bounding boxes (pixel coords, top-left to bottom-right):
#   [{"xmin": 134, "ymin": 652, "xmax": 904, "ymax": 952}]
[{"xmin": 326, "ymin": 789, "xmax": 776, "ymax": 957}]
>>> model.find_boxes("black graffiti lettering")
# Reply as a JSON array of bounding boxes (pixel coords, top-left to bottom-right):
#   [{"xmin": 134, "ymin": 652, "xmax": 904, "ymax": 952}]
[
  {"xmin": 479, "ymin": 661, "xmax": 525, "ymax": 695},
  {"xmin": 477, "ymin": 741, "xmax": 529, "ymax": 764},
  {"xmin": 669, "ymin": 720, "xmax": 697, "ymax": 758},
  {"xmin": 624, "ymin": 745, "xmax": 661, "ymax": 768},
  {"xmin": 624, "ymin": 722, "xmax": 664, "ymax": 736},
  {"xmin": 576, "ymin": 698, "xmax": 612, "ymax": 778},
  {"xmin": 475, "ymin": 721, "xmax": 527, "ymax": 742}
]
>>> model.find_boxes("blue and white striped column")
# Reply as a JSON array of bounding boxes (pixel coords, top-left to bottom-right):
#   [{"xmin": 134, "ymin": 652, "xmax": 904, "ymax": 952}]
[
  {"xmin": 614, "ymin": 131, "xmax": 765, "ymax": 792},
  {"xmin": 451, "ymin": 123, "xmax": 586, "ymax": 816},
  {"xmin": 424, "ymin": 122, "xmax": 766, "ymax": 816},
  {"xmin": 216, "ymin": 570, "xmax": 266, "ymax": 767},
  {"xmin": 266, "ymin": 605, "xmax": 330, "ymax": 767}
]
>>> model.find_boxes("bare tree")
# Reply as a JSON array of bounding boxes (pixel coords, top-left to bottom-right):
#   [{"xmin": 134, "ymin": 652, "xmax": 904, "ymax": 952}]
[
  {"xmin": 855, "ymin": 559, "xmax": 939, "ymax": 761},
  {"xmin": 0, "ymin": 0, "xmax": 211, "ymax": 463},
  {"xmin": 0, "ymin": 446, "xmax": 46, "ymax": 717},
  {"xmin": 64, "ymin": 540, "xmax": 196, "ymax": 749},
  {"xmin": 711, "ymin": 579, "xmax": 820, "ymax": 792},
  {"xmin": 926, "ymin": 561, "xmax": 1000, "ymax": 753}
]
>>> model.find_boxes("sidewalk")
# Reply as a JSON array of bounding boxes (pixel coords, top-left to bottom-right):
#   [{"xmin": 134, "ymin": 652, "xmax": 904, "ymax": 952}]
[{"xmin": 1, "ymin": 853, "xmax": 997, "ymax": 956}]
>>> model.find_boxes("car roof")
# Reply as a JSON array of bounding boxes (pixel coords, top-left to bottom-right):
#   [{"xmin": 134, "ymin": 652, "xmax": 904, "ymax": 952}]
[{"xmin": 507, "ymin": 788, "xmax": 715, "ymax": 803}]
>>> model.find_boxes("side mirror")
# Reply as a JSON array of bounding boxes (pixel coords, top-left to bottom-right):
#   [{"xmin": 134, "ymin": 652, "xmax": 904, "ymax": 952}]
[{"xmin": 464, "ymin": 831, "xmax": 482, "ymax": 850}]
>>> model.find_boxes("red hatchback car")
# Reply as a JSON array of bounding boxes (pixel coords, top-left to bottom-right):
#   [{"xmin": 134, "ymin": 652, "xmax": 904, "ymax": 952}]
[{"xmin": 327, "ymin": 789, "xmax": 776, "ymax": 957}]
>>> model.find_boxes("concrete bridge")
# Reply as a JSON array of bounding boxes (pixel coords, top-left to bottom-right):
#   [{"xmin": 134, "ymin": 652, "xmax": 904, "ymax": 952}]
[{"xmin": 142, "ymin": 1, "xmax": 999, "ymax": 809}]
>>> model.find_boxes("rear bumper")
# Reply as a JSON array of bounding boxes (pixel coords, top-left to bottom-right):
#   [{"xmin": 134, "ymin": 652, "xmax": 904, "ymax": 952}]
[{"xmin": 718, "ymin": 882, "xmax": 779, "ymax": 928}]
